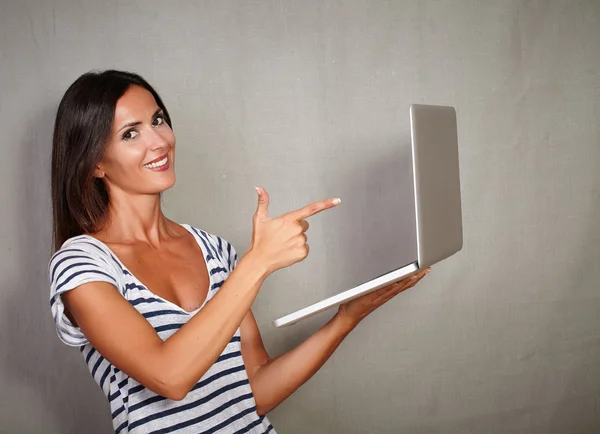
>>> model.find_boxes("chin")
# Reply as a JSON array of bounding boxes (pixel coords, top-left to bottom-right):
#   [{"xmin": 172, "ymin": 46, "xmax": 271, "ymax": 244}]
[{"xmin": 147, "ymin": 174, "xmax": 176, "ymax": 194}]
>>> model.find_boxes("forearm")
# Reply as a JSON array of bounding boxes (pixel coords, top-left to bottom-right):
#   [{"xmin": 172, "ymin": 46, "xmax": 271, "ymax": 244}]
[
  {"xmin": 250, "ymin": 313, "xmax": 356, "ymax": 415},
  {"xmin": 159, "ymin": 253, "xmax": 268, "ymax": 397}
]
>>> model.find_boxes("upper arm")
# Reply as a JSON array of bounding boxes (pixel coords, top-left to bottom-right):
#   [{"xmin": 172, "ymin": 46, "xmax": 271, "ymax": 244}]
[
  {"xmin": 61, "ymin": 282, "xmax": 166, "ymax": 389},
  {"xmin": 49, "ymin": 245, "xmax": 169, "ymax": 397},
  {"xmin": 240, "ymin": 310, "xmax": 270, "ymax": 381}
]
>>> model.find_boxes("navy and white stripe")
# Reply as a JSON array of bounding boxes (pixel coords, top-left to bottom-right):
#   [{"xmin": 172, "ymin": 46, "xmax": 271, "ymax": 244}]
[{"xmin": 49, "ymin": 224, "xmax": 274, "ymax": 434}]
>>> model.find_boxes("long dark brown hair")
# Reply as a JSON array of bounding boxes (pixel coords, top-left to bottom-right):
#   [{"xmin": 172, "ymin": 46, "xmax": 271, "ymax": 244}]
[{"xmin": 51, "ymin": 70, "xmax": 172, "ymax": 251}]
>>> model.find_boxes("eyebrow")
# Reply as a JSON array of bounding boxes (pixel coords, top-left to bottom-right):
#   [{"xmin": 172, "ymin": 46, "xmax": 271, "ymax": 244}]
[{"xmin": 117, "ymin": 108, "xmax": 164, "ymax": 133}]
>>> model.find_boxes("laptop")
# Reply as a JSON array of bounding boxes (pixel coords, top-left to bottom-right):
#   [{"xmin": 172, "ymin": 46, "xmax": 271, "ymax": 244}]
[{"xmin": 273, "ymin": 104, "xmax": 463, "ymax": 327}]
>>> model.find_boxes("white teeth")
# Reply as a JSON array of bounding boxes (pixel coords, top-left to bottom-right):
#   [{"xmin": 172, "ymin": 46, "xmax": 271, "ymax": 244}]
[{"xmin": 144, "ymin": 156, "xmax": 168, "ymax": 169}]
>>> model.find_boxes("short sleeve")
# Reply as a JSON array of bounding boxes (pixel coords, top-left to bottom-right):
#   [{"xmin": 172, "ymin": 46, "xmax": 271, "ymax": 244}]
[
  {"xmin": 223, "ymin": 239, "xmax": 238, "ymax": 273},
  {"xmin": 48, "ymin": 239, "xmax": 120, "ymax": 347},
  {"xmin": 203, "ymin": 230, "xmax": 238, "ymax": 273}
]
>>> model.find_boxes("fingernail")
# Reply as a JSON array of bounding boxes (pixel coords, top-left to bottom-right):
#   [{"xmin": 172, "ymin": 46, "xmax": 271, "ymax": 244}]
[
  {"xmin": 333, "ymin": 198, "xmax": 341, "ymax": 205},
  {"xmin": 255, "ymin": 187, "xmax": 260, "ymax": 194}
]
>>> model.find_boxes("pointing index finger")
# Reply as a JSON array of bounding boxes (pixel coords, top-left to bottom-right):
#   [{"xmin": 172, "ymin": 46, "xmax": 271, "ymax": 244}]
[{"xmin": 288, "ymin": 198, "xmax": 341, "ymax": 221}]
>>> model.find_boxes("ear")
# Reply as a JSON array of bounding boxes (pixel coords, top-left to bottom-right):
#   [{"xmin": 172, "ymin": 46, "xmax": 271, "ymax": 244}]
[{"xmin": 94, "ymin": 164, "xmax": 105, "ymax": 179}]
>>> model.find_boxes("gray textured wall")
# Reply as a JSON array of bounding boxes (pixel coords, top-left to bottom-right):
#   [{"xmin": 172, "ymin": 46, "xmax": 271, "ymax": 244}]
[{"xmin": 1, "ymin": 1, "xmax": 599, "ymax": 433}]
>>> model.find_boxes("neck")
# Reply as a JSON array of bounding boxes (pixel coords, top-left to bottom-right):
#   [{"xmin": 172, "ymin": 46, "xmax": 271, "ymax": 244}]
[{"xmin": 99, "ymin": 189, "xmax": 174, "ymax": 246}]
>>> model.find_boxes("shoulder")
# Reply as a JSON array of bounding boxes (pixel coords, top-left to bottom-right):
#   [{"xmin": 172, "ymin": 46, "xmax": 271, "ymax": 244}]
[
  {"xmin": 48, "ymin": 235, "xmax": 123, "ymax": 296},
  {"xmin": 184, "ymin": 225, "xmax": 238, "ymax": 271}
]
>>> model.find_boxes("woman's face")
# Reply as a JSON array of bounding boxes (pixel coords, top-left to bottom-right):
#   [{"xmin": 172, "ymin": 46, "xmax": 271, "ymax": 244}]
[{"xmin": 97, "ymin": 85, "xmax": 176, "ymax": 196}]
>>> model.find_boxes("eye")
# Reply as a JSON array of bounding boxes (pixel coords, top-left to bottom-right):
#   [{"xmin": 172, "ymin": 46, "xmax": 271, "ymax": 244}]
[
  {"xmin": 152, "ymin": 115, "xmax": 165, "ymax": 127},
  {"xmin": 122, "ymin": 129, "xmax": 138, "ymax": 141}
]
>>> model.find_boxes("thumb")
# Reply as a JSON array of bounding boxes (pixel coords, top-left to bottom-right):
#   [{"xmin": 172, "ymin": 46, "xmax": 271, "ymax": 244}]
[{"xmin": 254, "ymin": 186, "xmax": 270, "ymax": 219}]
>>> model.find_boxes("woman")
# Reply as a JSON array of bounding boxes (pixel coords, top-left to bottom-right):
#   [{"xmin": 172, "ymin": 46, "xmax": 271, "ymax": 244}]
[{"xmin": 49, "ymin": 70, "xmax": 430, "ymax": 434}]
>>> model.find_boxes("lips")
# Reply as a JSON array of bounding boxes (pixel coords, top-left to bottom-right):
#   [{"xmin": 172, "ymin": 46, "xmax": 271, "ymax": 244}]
[
  {"xmin": 143, "ymin": 153, "xmax": 170, "ymax": 170},
  {"xmin": 144, "ymin": 153, "xmax": 168, "ymax": 165},
  {"xmin": 144, "ymin": 154, "xmax": 171, "ymax": 172}
]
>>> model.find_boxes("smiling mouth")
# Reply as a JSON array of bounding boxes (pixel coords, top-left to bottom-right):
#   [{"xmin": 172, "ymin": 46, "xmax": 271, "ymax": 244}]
[{"xmin": 143, "ymin": 155, "xmax": 169, "ymax": 169}]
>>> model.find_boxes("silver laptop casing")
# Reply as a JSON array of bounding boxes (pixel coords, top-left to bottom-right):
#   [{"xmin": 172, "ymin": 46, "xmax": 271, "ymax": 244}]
[
  {"xmin": 410, "ymin": 104, "xmax": 463, "ymax": 268},
  {"xmin": 273, "ymin": 104, "xmax": 462, "ymax": 327}
]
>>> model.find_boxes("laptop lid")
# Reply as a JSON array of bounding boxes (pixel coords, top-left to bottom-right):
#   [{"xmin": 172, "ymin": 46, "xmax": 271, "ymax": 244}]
[{"xmin": 410, "ymin": 104, "xmax": 463, "ymax": 268}]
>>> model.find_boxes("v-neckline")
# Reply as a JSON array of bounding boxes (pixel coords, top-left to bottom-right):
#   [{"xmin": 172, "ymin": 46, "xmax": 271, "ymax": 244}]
[{"xmin": 81, "ymin": 223, "xmax": 214, "ymax": 315}]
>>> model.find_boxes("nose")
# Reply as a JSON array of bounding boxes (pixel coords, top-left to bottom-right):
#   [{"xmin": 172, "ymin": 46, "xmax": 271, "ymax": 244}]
[{"xmin": 148, "ymin": 126, "xmax": 169, "ymax": 152}]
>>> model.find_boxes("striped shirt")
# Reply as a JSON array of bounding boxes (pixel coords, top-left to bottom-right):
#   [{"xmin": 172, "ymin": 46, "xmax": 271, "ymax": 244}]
[{"xmin": 48, "ymin": 224, "xmax": 275, "ymax": 434}]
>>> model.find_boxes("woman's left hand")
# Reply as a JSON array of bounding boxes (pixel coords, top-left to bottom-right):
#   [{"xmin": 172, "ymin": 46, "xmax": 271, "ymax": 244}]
[{"xmin": 335, "ymin": 268, "xmax": 431, "ymax": 330}]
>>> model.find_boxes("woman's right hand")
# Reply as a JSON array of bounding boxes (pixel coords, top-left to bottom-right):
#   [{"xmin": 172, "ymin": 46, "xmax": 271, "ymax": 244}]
[{"xmin": 248, "ymin": 186, "xmax": 341, "ymax": 275}]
